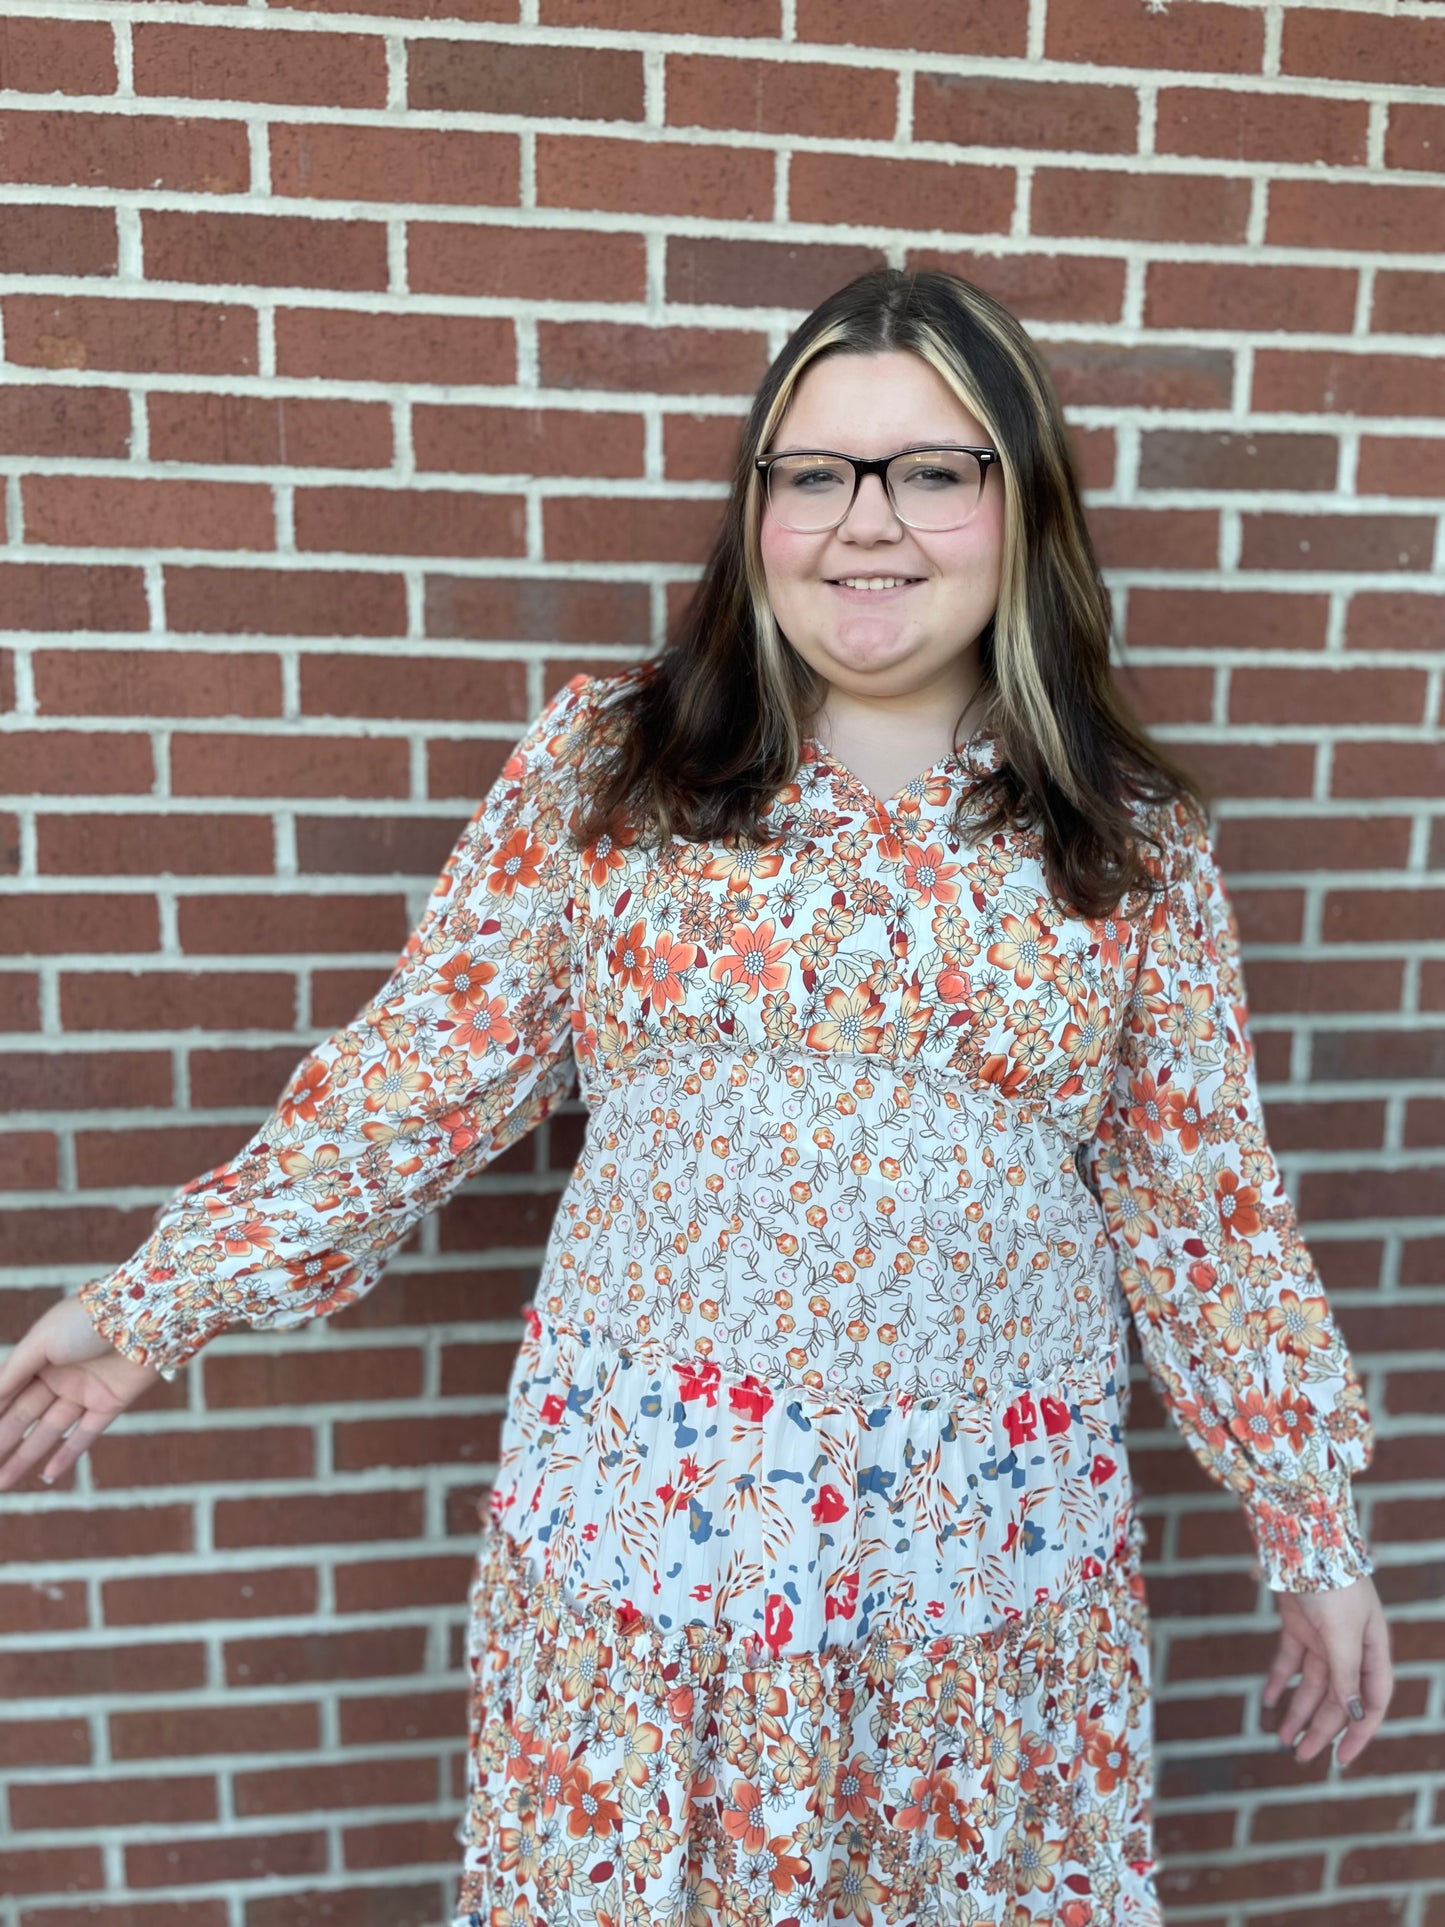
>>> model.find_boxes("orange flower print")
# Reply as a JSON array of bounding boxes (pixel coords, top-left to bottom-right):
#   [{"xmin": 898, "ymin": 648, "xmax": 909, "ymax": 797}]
[
  {"xmin": 1161, "ymin": 979, "xmax": 1216, "ymax": 1054},
  {"xmin": 361, "ymin": 1050, "xmax": 433, "ymax": 1116},
  {"xmin": 1061, "ymin": 989, "xmax": 1111, "ymax": 1071},
  {"xmin": 1266, "ymin": 1288, "xmax": 1333, "ymax": 1358},
  {"xmin": 1231, "ymin": 1387, "xmax": 1286, "ymax": 1449},
  {"xmin": 805, "ymin": 982, "xmax": 887, "ymax": 1054},
  {"xmin": 823, "ymin": 1851, "xmax": 889, "ymax": 1921},
  {"xmin": 557, "ymin": 1626, "xmax": 613, "ymax": 1712},
  {"xmin": 560, "ymin": 1758, "xmax": 623, "ymax": 1840},
  {"xmin": 582, "ymin": 826, "xmax": 632, "ymax": 889},
  {"xmin": 451, "ymin": 998, "xmax": 519, "ymax": 1056},
  {"xmin": 709, "ymin": 919, "xmax": 789, "ymax": 1000},
  {"xmin": 987, "ymin": 909, "xmax": 1059, "ymax": 988},
  {"xmin": 831, "ymin": 1752, "xmax": 885, "ymax": 1821},
  {"xmin": 1100, "ymin": 1174, "xmax": 1158, "ymax": 1250},
  {"xmin": 284, "ymin": 1248, "xmax": 356, "ymax": 1315},
  {"xmin": 1083, "ymin": 1723, "xmax": 1131, "ymax": 1796},
  {"xmin": 1121, "ymin": 962, "xmax": 1170, "ymax": 1038},
  {"xmin": 277, "ymin": 1057, "xmax": 331, "ymax": 1128},
  {"xmin": 1162, "ymin": 1081, "xmax": 1208, "ymax": 1153},
  {"xmin": 901, "ymin": 840, "xmax": 961, "ymax": 906},
  {"xmin": 643, "ymin": 929, "xmax": 698, "ymax": 1008},
  {"xmin": 925, "ymin": 1771, "xmax": 984, "ymax": 1853},
  {"xmin": 1215, "ymin": 1167, "xmax": 1263, "ymax": 1240},
  {"xmin": 431, "ymin": 949, "xmax": 498, "ymax": 1013},
  {"xmin": 1122, "ymin": 1069, "xmax": 1169, "ymax": 1146},
  {"xmin": 1009, "ymin": 1819, "xmax": 1065, "ymax": 1893},
  {"xmin": 1278, "ymin": 1383, "xmax": 1317, "ymax": 1452},
  {"xmin": 703, "ymin": 844, "xmax": 785, "ymax": 890},
  {"xmin": 1201, "ymin": 1282, "xmax": 1263, "ymax": 1356},
  {"xmin": 609, "ymin": 920, "xmax": 653, "ymax": 993},
  {"xmin": 487, "ymin": 826, "xmax": 545, "ymax": 898}
]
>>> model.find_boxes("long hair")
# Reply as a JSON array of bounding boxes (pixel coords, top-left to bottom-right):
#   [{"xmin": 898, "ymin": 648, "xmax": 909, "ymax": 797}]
[{"xmin": 573, "ymin": 266, "xmax": 1211, "ymax": 918}]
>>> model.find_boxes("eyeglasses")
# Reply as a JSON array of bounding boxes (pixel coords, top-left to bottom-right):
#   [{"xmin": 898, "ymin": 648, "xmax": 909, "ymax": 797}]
[{"xmin": 755, "ymin": 444, "xmax": 1002, "ymax": 534}]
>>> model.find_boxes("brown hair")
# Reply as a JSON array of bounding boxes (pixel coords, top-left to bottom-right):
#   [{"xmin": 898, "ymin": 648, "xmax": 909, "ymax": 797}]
[{"xmin": 573, "ymin": 266, "xmax": 1212, "ymax": 918}]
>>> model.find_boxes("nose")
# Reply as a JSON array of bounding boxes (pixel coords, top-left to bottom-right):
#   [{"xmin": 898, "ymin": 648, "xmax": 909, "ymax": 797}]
[{"xmin": 838, "ymin": 470, "xmax": 902, "ymax": 540}]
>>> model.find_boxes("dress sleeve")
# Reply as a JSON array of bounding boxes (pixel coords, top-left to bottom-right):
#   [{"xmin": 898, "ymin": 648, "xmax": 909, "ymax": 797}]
[
  {"xmin": 77, "ymin": 672, "xmax": 596, "ymax": 1382},
  {"xmin": 1081, "ymin": 794, "xmax": 1375, "ymax": 1592}
]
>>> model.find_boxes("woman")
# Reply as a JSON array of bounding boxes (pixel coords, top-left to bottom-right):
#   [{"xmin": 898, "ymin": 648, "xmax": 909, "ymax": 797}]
[{"xmin": 0, "ymin": 268, "xmax": 1392, "ymax": 1926}]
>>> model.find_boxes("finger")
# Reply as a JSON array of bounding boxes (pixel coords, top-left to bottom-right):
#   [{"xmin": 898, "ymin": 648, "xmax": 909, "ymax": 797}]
[
  {"xmin": 1263, "ymin": 1627, "xmax": 1305, "ymax": 1709},
  {"xmin": 1277, "ymin": 1650, "xmax": 1331, "ymax": 1749},
  {"xmin": 1294, "ymin": 1688, "xmax": 1349, "ymax": 1765},
  {"xmin": 39, "ymin": 1415, "xmax": 115, "ymax": 1487},
  {"xmin": 0, "ymin": 1381, "xmax": 54, "ymax": 1477},
  {"xmin": 0, "ymin": 1396, "xmax": 84, "ymax": 1491},
  {"xmin": 0, "ymin": 1331, "xmax": 46, "ymax": 1418},
  {"xmin": 1338, "ymin": 1608, "xmax": 1396, "ymax": 1770},
  {"xmin": 1321, "ymin": 1615, "xmax": 1366, "ymax": 1730}
]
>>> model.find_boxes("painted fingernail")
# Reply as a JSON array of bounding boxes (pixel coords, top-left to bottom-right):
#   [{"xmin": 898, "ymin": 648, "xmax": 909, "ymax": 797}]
[{"xmin": 1348, "ymin": 1697, "xmax": 1365, "ymax": 1722}]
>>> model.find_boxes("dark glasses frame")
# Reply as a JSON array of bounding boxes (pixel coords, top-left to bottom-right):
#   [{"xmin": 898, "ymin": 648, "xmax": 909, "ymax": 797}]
[{"xmin": 754, "ymin": 444, "xmax": 1003, "ymax": 531}]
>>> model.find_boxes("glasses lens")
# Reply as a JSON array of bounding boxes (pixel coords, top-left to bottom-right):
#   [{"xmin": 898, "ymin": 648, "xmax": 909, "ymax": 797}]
[
  {"xmin": 764, "ymin": 454, "xmax": 855, "ymax": 532},
  {"xmin": 887, "ymin": 449, "xmax": 985, "ymax": 529}
]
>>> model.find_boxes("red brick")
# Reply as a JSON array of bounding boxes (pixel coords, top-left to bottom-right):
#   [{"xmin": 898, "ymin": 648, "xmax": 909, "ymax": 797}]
[
  {"xmin": 0, "ymin": 109, "xmax": 247, "ymax": 194},
  {"xmin": 1333, "ymin": 736, "xmax": 1445, "ymax": 797},
  {"xmin": 298, "ymin": 653, "xmax": 526, "ymax": 721},
  {"xmin": 222, "ymin": 1621, "xmax": 427, "ymax": 1681},
  {"xmin": 539, "ymin": 320, "xmax": 767, "ymax": 395},
  {"xmin": 1, "ymin": 895, "xmax": 160, "ymax": 955},
  {"xmin": 0, "ymin": 15, "xmax": 116, "ymax": 92},
  {"xmin": 796, "ymin": 0, "xmax": 1024, "ymax": 56},
  {"xmin": 791, "ymin": 152, "xmax": 1014, "ymax": 232},
  {"xmin": 1349, "ymin": 595, "xmax": 1445, "ymax": 661},
  {"xmin": 423, "ymin": 575, "xmax": 647, "ymax": 643},
  {"xmin": 333, "ymin": 1552, "xmax": 473, "ymax": 1612},
  {"xmin": 125, "ymin": 1829, "xmax": 327, "ymax": 1889},
  {"xmin": 1145, "ymin": 261, "xmax": 1357, "ymax": 334},
  {"xmin": 1139, "ymin": 430, "xmax": 1337, "ymax": 493},
  {"xmin": 1385, "ymin": 100, "xmax": 1445, "ymax": 174},
  {"xmin": 0, "ymin": 563, "xmax": 147, "ymax": 632},
  {"xmin": 916, "ymin": 74, "xmax": 1136, "ymax": 152},
  {"xmin": 343, "ymin": 1816, "xmax": 464, "ymax": 1872},
  {"xmin": 908, "ymin": 249, "xmax": 1125, "ymax": 325},
  {"xmin": 1127, "ymin": 589, "xmax": 1328, "ymax": 653},
  {"xmin": 1047, "ymin": 0, "xmax": 1263, "ymax": 71},
  {"xmin": 0, "ymin": 1845, "xmax": 102, "ymax": 1899},
  {"xmin": 165, "ymin": 565, "xmax": 408, "ymax": 637},
  {"xmin": 3, "ymin": 295, "xmax": 257, "ymax": 376},
  {"xmin": 1033, "ymin": 168, "xmax": 1249, "ymax": 244},
  {"xmin": 74, "ymin": 1123, "xmax": 261, "ymax": 1192},
  {"xmin": 296, "ymin": 811, "xmax": 466, "ymax": 875},
  {"xmin": 1282, "ymin": 8, "xmax": 1445, "ymax": 88},
  {"xmin": 176, "ymin": 890, "xmax": 407, "ymax": 955},
  {"xmin": 1232, "ymin": 665, "xmax": 1427, "ymax": 728},
  {"xmin": 412, "ymin": 404, "xmax": 644, "ymax": 478},
  {"xmin": 1260, "ymin": 1095, "xmax": 1389, "ymax": 1154},
  {"xmin": 143, "ymin": 209, "xmax": 388, "ymax": 292},
  {"xmin": 93, "ymin": 1427, "xmax": 314, "ymax": 1489},
  {"xmin": 273, "ymin": 309, "xmax": 514, "ymax": 385},
  {"xmin": 270, "ymin": 123, "xmax": 519, "ymax": 206},
  {"xmin": 1358, "ymin": 434, "xmax": 1445, "ymax": 499},
  {"xmin": 1, "ymin": 1199, "xmax": 162, "ymax": 1270},
  {"xmin": 542, "ymin": 0, "xmax": 777, "ymax": 28},
  {"xmin": 11, "ymin": 1773, "xmax": 218, "ymax": 1833},
  {"xmin": 1218, "ymin": 812, "xmax": 1409, "ymax": 874},
  {"xmin": 61, "ymin": 969, "xmax": 293, "ymax": 1035},
  {"xmin": 1255, "ymin": 348, "xmax": 1445, "ymax": 419},
  {"xmin": 0, "ymin": 1131, "xmax": 56, "ymax": 1187},
  {"xmin": 1322, "ymin": 890, "xmax": 1445, "ymax": 947},
  {"xmin": 23, "ymin": 476, "xmax": 273, "ymax": 553},
  {"xmin": 1374, "ymin": 269, "xmax": 1445, "ymax": 335},
  {"xmin": 277, "ymin": 0, "xmax": 516, "ymax": 12},
  {"xmin": 0, "ymin": 728, "xmax": 153, "ymax": 793},
  {"xmin": 293, "ymin": 487, "xmax": 524, "ymax": 558},
  {"xmin": 668, "ymin": 54, "xmax": 896, "ymax": 139},
  {"xmin": 339, "ymin": 1687, "xmax": 462, "ymax": 1747},
  {"xmin": 663, "ymin": 412, "xmax": 747, "ymax": 482},
  {"xmin": 1087, "ymin": 507, "xmax": 1219, "ymax": 570},
  {"xmin": 1312, "ymin": 1028, "xmax": 1445, "ymax": 1081},
  {"xmin": 149, "ymin": 392, "xmax": 391, "ymax": 469},
  {"xmin": 1239, "ymin": 513, "xmax": 1435, "ymax": 574},
  {"xmin": 36, "ymin": 813, "xmax": 274, "ymax": 877},
  {"xmin": 33, "ymin": 648, "xmax": 282, "ymax": 718},
  {"xmin": 1047, "ymin": 341, "xmax": 1234, "ymax": 411},
  {"xmin": 0, "ymin": 1576, "xmax": 86, "ymax": 1633},
  {"xmin": 1157, "ymin": 86, "xmax": 1366, "ymax": 165},
  {"xmin": 1272, "ymin": 178, "xmax": 1445, "ymax": 255},
  {"xmin": 668, "ymin": 235, "xmax": 886, "ymax": 311},
  {"xmin": 0, "ymin": 385, "xmax": 130, "ymax": 459},
  {"xmin": 234, "ymin": 1754, "xmax": 436, "ymax": 1817},
  {"xmin": 204, "ymin": 1346, "xmax": 424, "ymax": 1407},
  {"xmin": 0, "ymin": 1714, "xmax": 90, "ymax": 1769},
  {"xmin": 537, "ymin": 134, "xmax": 773, "ymax": 221},
  {"xmin": 0, "ymin": 1639, "xmax": 202, "ymax": 1697},
  {"xmin": 544, "ymin": 495, "xmax": 720, "ymax": 566},
  {"xmin": 133, "ymin": 23, "xmax": 387, "ymax": 107},
  {"xmin": 410, "ymin": 39, "xmax": 642, "ymax": 118},
  {"xmin": 409, "ymin": 222, "xmax": 646, "ymax": 302},
  {"xmin": 0, "ymin": 203, "xmax": 116, "ymax": 276},
  {"xmin": 111, "ymin": 1700, "xmax": 320, "ymax": 1762},
  {"xmin": 171, "ymin": 734, "xmax": 409, "ymax": 798}
]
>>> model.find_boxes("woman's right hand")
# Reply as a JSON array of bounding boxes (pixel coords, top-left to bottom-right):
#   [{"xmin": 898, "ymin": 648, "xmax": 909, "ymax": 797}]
[{"xmin": 0, "ymin": 1292, "xmax": 165, "ymax": 1491}]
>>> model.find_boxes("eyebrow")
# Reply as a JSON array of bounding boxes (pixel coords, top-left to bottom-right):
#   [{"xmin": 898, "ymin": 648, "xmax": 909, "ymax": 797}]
[{"xmin": 769, "ymin": 440, "xmax": 967, "ymax": 456}]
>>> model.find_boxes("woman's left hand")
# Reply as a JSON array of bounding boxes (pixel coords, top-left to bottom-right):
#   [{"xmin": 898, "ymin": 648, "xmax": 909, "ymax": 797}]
[{"xmin": 1264, "ymin": 1574, "xmax": 1393, "ymax": 1767}]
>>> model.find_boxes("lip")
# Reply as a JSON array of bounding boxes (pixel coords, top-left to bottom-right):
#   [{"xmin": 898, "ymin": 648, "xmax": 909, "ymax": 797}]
[{"xmin": 826, "ymin": 576, "xmax": 924, "ymax": 600}]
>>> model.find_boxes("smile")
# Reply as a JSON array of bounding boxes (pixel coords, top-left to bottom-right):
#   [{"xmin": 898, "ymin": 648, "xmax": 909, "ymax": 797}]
[{"xmin": 827, "ymin": 575, "xmax": 923, "ymax": 593}]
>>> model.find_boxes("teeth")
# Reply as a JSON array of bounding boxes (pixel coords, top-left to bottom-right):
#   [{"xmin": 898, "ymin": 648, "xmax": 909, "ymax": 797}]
[{"xmin": 835, "ymin": 577, "xmax": 914, "ymax": 591}]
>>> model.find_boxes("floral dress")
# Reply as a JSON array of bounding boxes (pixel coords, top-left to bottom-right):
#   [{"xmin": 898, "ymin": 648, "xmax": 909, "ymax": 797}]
[{"xmin": 79, "ymin": 666, "xmax": 1375, "ymax": 1927}]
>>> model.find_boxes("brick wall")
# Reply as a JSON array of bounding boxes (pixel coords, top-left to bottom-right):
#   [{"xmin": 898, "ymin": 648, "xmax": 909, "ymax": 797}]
[{"xmin": 2, "ymin": 2, "xmax": 1443, "ymax": 1922}]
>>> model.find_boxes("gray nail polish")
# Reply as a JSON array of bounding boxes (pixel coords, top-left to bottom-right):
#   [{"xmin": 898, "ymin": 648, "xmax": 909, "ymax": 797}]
[{"xmin": 1348, "ymin": 1696, "xmax": 1365, "ymax": 1722}]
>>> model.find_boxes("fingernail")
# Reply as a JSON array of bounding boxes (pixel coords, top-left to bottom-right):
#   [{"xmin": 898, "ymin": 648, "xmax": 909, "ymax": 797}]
[
  {"xmin": 40, "ymin": 1472, "xmax": 54, "ymax": 1485},
  {"xmin": 1348, "ymin": 1697, "xmax": 1365, "ymax": 1722}
]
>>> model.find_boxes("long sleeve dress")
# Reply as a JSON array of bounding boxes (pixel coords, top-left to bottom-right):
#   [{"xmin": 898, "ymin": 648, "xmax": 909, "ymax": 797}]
[{"xmin": 78, "ymin": 665, "xmax": 1375, "ymax": 1927}]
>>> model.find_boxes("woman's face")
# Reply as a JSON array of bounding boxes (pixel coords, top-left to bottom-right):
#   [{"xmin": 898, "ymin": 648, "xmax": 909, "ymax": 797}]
[{"xmin": 757, "ymin": 348, "xmax": 1004, "ymax": 718}]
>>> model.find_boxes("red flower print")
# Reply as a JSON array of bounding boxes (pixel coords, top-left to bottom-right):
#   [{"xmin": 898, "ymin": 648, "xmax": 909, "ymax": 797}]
[
  {"xmin": 539, "ymin": 1392, "xmax": 567, "ymax": 1425},
  {"xmin": 674, "ymin": 1359, "xmax": 722, "ymax": 1405},
  {"xmin": 825, "ymin": 1569, "xmax": 859, "ymax": 1621},
  {"xmin": 1004, "ymin": 1393, "xmax": 1038, "ymax": 1446},
  {"xmin": 763, "ymin": 1592, "xmax": 793, "ymax": 1655},
  {"xmin": 812, "ymin": 1482, "xmax": 848, "ymax": 1525},
  {"xmin": 1088, "ymin": 1454, "xmax": 1116, "ymax": 1486},
  {"xmin": 729, "ymin": 1372, "xmax": 774, "ymax": 1421},
  {"xmin": 1040, "ymin": 1395, "xmax": 1072, "ymax": 1437}
]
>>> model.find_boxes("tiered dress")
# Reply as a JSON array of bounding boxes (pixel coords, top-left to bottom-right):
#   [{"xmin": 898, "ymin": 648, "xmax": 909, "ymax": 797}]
[{"xmin": 79, "ymin": 666, "xmax": 1375, "ymax": 1927}]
